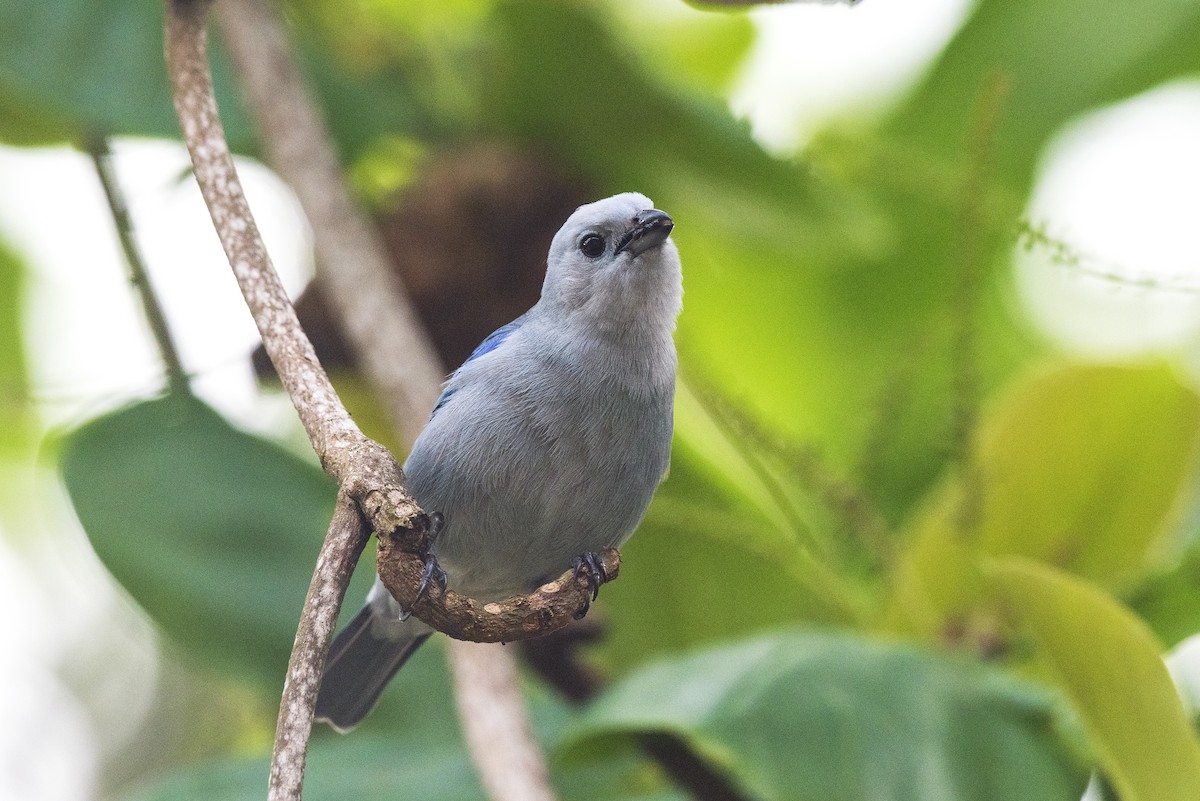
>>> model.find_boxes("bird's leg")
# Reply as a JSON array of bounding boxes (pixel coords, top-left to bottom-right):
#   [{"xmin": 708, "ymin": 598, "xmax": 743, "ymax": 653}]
[
  {"xmin": 570, "ymin": 551, "xmax": 609, "ymax": 620},
  {"xmin": 414, "ymin": 511, "xmax": 449, "ymax": 605}
]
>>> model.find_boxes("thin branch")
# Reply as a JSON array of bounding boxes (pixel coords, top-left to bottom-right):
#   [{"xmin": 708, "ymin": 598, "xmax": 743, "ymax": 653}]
[
  {"xmin": 164, "ymin": 0, "xmax": 363, "ymax": 467},
  {"xmin": 164, "ymin": 3, "xmax": 581, "ymax": 801},
  {"xmin": 950, "ymin": 72, "xmax": 1009, "ymax": 537},
  {"xmin": 213, "ymin": 0, "xmax": 445, "ymax": 437},
  {"xmin": 1015, "ymin": 218, "xmax": 1200, "ymax": 294},
  {"xmin": 449, "ymin": 640, "xmax": 558, "ymax": 801},
  {"xmin": 379, "ymin": 543, "xmax": 620, "ymax": 642},
  {"xmin": 270, "ymin": 495, "xmax": 369, "ymax": 800},
  {"xmin": 687, "ymin": 375, "xmax": 892, "ymax": 566},
  {"xmin": 85, "ymin": 134, "xmax": 190, "ymax": 397}
]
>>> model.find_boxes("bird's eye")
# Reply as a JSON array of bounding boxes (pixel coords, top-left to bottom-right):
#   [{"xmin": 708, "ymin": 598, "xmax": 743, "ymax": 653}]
[{"xmin": 579, "ymin": 233, "xmax": 605, "ymax": 258}]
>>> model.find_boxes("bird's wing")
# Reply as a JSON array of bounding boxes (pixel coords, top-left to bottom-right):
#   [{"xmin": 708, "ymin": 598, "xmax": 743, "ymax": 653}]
[{"xmin": 429, "ymin": 314, "xmax": 527, "ymax": 418}]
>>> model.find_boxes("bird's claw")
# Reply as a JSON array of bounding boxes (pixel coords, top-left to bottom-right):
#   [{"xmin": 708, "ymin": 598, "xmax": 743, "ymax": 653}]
[
  {"xmin": 571, "ymin": 552, "xmax": 609, "ymax": 620},
  {"xmin": 413, "ymin": 511, "xmax": 448, "ymax": 606},
  {"xmin": 414, "ymin": 551, "xmax": 448, "ymax": 606}
]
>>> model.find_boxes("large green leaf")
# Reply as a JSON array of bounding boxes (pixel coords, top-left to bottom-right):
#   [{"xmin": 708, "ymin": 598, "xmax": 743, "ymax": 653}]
[
  {"xmin": 971, "ymin": 363, "xmax": 1200, "ymax": 583},
  {"xmin": 566, "ymin": 630, "xmax": 1088, "ymax": 801},
  {"xmin": 0, "ymin": 0, "xmax": 252, "ymax": 147},
  {"xmin": 0, "ymin": 0, "xmax": 435, "ymax": 155},
  {"xmin": 119, "ymin": 733, "xmax": 486, "ymax": 801},
  {"xmin": 989, "ymin": 557, "xmax": 1200, "ymax": 801},
  {"xmin": 887, "ymin": 362, "xmax": 1200, "ymax": 642},
  {"xmin": 888, "ymin": 0, "xmax": 1200, "ymax": 191},
  {"xmin": 118, "ymin": 634, "xmax": 687, "ymax": 801},
  {"xmin": 59, "ymin": 393, "xmax": 360, "ymax": 684},
  {"xmin": 120, "ymin": 732, "xmax": 686, "ymax": 801}
]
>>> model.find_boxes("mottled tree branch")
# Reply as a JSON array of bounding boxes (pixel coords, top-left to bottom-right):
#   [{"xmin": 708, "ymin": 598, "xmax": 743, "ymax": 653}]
[
  {"xmin": 164, "ymin": 2, "xmax": 594, "ymax": 800},
  {"xmin": 269, "ymin": 495, "xmax": 369, "ymax": 797},
  {"xmin": 379, "ymin": 542, "xmax": 620, "ymax": 642}
]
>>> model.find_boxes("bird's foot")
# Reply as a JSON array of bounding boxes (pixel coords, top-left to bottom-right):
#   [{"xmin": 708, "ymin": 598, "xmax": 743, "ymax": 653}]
[
  {"xmin": 414, "ymin": 511, "xmax": 448, "ymax": 605},
  {"xmin": 571, "ymin": 551, "xmax": 609, "ymax": 620}
]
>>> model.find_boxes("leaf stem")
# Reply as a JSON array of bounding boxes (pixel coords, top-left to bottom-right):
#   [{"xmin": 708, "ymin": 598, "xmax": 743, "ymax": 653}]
[{"xmin": 85, "ymin": 134, "xmax": 190, "ymax": 397}]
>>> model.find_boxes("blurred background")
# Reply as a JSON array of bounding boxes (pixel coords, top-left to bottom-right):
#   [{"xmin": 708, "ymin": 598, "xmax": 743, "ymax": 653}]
[{"xmin": 3, "ymin": 0, "xmax": 1200, "ymax": 799}]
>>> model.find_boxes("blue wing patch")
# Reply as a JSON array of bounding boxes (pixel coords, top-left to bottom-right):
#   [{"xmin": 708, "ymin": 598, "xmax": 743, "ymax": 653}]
[
  {"xmin": 430, "ymin": 316, "xmax": 525, "ymax": 418},
  {"xmin": 465, "ymin": 317, "xmax": 523, "ymax": 363}
]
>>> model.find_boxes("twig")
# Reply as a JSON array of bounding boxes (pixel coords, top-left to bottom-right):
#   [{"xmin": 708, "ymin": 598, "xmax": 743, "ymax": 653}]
[
  {"xmin": 213, "ymin": 0, "xmax": 444, "ymax": 440},
  {"xmin": 164, "ymin": 2, "xmax": 572, "ymax": 800},
  {"xmin": 85, "ymin": 134, "xmax": 190, "ymax": 397},
  {"xmin": 950, "ymin": 73, "xmax": 1009, "ymax": 537},
  {"xmin": 269, "ymin": 495, "xmax": 369, "ymax": 797},
  {"xmin": 855, "ymin": 330, "xmax": 928, "ymax": 492},
  {"xmin": 687, "ymin": 375, "xmax": 892, "ymax": 565},
  {"xmin": 379, "ymin": 544, "xmax": 619, "ymax": 642},
  {"xmin": 449, "ymin": 641, "xmax": 558, "ymax": 801}
]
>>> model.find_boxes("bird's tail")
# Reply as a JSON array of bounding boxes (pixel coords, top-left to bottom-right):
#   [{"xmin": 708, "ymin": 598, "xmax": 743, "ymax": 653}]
[{"xmin": 315, "ymin": 605, "xmax": 431, "ymax": 733}]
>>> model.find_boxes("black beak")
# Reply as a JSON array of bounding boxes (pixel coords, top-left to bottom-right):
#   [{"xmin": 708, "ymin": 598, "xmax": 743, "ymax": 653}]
[{"xmin": 614, "ymin": 209, "xmax": 674, "ymax": 257}]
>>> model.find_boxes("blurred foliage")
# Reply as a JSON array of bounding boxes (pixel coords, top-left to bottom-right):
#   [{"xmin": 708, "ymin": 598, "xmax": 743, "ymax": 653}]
[
  {"xmin": 0, "ymin": 239, "xmax": 27, "ymax": 461},
  {"xmin": 990, "ymin": 559, "xmax": 1200, "ymax": 801},
  {"xmin": 566, "ymin": 630, "xmax": 1087, "ymax": 801},
  {"xmin": 0, "ymin": 0, "xmax": 1197, "ymax": 798},
  {"xmin": 59, "ymin": 394, "xmax": 348, "ymax": 686}
]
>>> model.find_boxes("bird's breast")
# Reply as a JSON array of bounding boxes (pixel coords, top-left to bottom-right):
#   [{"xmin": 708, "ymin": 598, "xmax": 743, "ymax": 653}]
[{"xmin": 404, "ymin": 342, "xmax": 674, "ymax": 598}]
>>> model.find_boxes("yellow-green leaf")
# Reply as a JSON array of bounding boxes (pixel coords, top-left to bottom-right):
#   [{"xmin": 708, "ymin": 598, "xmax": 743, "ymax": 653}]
[
  {"xmin": 988, "ymin": 556, "xmax": 1200, "ymax": 801},
  {"xmin": 973, "ymin": 363, "xmax": 1200, "ymax": 585}
]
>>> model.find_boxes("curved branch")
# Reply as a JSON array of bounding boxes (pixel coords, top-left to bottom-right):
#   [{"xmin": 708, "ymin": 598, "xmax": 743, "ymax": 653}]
[{"xmin": 378, "ymin": 541, "xmax": 619, "ymax": 643}]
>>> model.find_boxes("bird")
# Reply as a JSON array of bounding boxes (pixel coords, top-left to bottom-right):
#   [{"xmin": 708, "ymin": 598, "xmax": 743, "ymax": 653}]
[{"xmin": 314, "ymin": 192, "xmax": 682, "ymax": 732}]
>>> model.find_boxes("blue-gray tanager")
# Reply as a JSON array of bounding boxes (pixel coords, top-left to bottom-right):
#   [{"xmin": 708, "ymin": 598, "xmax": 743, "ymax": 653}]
[{"xmin": 315, "ymin": 192, "xmax": 682, "ymax": 731}]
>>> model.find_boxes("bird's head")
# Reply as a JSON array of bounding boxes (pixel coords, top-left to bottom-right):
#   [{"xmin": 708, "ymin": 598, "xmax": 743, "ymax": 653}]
[{"xmin": 538, "ymin": 192, "xmax": 683, "ymax": 338}]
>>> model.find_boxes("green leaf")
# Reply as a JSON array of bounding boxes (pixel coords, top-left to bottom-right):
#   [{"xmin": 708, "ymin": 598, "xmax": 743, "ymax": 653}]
[
  {"xmin": 567, "ymin": 630, "xmax": 1088, "ymax": 801},
  {"xmin": 1128, "ymin": 546, "xmax": 1200, "ymax": 650},
  {"xmin": 887, "ymin": 362, "xmax": 1200, "ymax": 640},
  {"xmin": 0, "ymin": 0, "xmax": 434, "ymax": 155},
  {"xmin": 119, "ymin": 733, "xmax": 485, "ymax": 801},
  {"xmin": 888, "ymin": 0, "xmax": 1200, "ymax": 191},
  {"xmin": 973, "ymin": 363, "xmax": 1198, "ymax": 584},
  {"xmin": 118, "ymin": 646, "xmax": 688, "ymax": 801},
  {"xmin": 59, "ymin": 393, "xmax": 357, "ymax": 684},
  {"xmin": 0, "ymin": 0, "xmax": 254, "ymax": 147},
  {"xmin": 988, "ymin": 556, "xmax": 1200, "ymax": 801}
]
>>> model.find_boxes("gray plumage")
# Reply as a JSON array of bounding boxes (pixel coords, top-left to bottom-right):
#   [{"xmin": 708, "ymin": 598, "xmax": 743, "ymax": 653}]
[{"xmin": 315, "ymin": 192, "xmax": 682, "ymax": 732}]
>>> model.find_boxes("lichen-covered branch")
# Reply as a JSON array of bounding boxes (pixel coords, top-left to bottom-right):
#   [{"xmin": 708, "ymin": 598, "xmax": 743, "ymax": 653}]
[
  {"xmin": 269, "ymin": 496, "xmax": 369, "ymax": 800},
  {"xmin": 378, "ymin": 542, "xmax": 620, "ymax": 643}
]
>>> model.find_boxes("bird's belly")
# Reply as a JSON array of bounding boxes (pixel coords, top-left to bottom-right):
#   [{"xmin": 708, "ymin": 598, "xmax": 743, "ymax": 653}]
[{"xmin": 410, "ymin": 394, "xmax": 670, "ymax": 600}]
